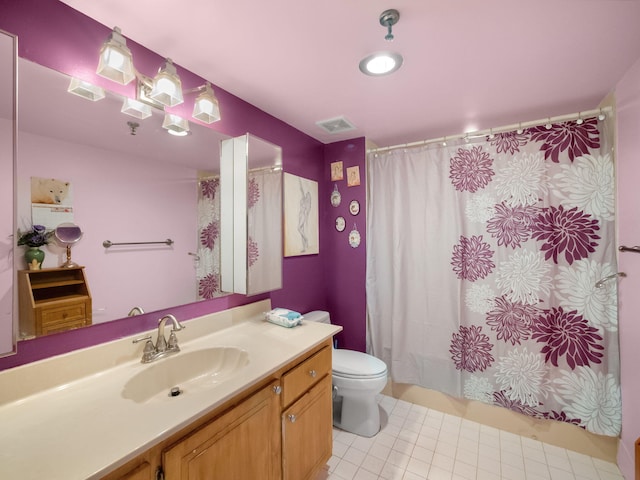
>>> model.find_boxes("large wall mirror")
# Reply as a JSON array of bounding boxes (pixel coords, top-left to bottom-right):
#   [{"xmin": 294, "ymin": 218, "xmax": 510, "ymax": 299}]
[
  {"xmin": 12, "ymin": 57, "xmax": 230, "ymax": 341},
  {"xmin": 0, "ymin": 30, "xmax": 17, "ymax": 357}
]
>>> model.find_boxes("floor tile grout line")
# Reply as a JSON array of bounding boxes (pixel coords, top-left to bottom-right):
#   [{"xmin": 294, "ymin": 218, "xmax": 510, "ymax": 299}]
[{"xmin": 323, "ymin": 393, "xmax": 623, "ymax": 480}]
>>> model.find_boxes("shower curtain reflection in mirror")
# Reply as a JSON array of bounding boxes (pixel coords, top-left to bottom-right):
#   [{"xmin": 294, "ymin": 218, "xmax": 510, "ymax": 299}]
[
  {"xmin": 366, "ymin": 116, "xmax": 621, "ymax": 436},
  {"xmin": 196, "ymin": 173, "xmax": 222, "ymax": 299}
]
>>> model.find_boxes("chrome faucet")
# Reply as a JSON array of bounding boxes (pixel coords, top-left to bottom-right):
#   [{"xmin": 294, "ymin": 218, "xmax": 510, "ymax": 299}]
[
  {"xmin": 127, "ymin": 306, "xmax": 145, "ymax": 316},
  {"xmin": 156, "ymin": 314, "xmax": 184, "ymax": 353},
  {"xmin": 132, "ymin": 314, "xmax": 186, "ymax": 363}
]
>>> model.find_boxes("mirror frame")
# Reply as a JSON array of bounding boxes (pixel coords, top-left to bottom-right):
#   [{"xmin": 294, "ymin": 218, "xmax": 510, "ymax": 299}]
[{"xmin": 0, "ymin": 28, "xmax": 17, "ymax": 358}]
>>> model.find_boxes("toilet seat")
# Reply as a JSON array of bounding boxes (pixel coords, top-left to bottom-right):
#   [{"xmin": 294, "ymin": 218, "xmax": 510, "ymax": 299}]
[{"xmin": 332, "ymin": 349, "xmax": 387, "ymax": 379}]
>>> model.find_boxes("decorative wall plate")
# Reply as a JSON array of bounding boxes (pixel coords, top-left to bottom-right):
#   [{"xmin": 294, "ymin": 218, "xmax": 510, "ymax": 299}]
[
  {"xmin": 349, "ymin": 200, "xmax": 360, "ymax": 216},
  {"xmin": 331, "ymin": 184, "xmax": 341, "ymax": 207},
  {"xmin": 349, "ymin": 225, "xmax": 361, "ymax": 248},
  {"xmin": 335, "ymin": 216, "xmax": 346, "ymax": 232}
]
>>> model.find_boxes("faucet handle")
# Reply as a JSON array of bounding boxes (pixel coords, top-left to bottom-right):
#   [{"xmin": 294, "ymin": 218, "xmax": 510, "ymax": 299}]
[
  {"xmin": 132, "ymin": 335, "xmax": 152, "ymax": 344},
  {"xmin": 133, "ymin": 335, "xmax": 155, "ymax": 363},
  {"xmin": 167, "ymin": 331, "xmax": 180, "ymax": 352}
]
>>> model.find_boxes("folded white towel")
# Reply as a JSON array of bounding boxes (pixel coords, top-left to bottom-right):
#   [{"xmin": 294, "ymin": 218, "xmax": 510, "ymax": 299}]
[{"xmin": 264, "ymin": 308, "xmax": 304, "ymax": 328}]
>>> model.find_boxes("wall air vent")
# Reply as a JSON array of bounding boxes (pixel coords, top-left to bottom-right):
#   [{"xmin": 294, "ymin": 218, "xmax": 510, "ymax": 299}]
[{"xmin": 315, "ymin": 116, "xmax": 357, "ymax": 134}]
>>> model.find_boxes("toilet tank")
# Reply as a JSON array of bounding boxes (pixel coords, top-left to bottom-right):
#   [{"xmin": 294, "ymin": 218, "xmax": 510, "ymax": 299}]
[{"xmin": 304, "ymin": 310, "xmax": 331, "ymax": 324}]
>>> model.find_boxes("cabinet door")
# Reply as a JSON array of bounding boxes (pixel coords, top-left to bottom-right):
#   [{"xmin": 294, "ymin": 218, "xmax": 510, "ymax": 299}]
[
  {"xmin": 163, "ymin": 381, "xmax": 281, "ymax": 480},
  {"xmin": 282, "ymin": 375, "xmax": 332, "ymax": 480}
]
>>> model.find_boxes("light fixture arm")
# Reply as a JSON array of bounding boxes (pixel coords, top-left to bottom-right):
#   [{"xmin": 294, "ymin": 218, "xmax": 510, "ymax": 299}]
[{"xmin": 379, "ymin": 9, "xmax": 400, "ymax": 41}]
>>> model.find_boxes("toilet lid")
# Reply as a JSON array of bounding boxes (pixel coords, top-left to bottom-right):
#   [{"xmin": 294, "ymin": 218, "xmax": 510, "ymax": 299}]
[{"xmin": 332, "ymin": 349, "xmax": 387, "ymax": 378}]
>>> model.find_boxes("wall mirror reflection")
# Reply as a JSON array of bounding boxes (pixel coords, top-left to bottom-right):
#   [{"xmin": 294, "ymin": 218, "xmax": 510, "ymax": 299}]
[
  {"xmin": 221, "ymin": 134, "xmax": 283, "ymax": 296},
  {"xmin": 14, "ymin": 58, "xmax": 230, "ymax": 339},
  {"xmin": 54, "ymin": 222, "xmax": 83, "ymax": 268}
]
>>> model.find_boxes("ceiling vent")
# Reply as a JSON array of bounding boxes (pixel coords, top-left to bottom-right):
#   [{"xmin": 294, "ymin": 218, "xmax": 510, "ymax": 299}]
[{"xmin": 316, "ymin": 116, "xmax": 357, "ymax": 134}]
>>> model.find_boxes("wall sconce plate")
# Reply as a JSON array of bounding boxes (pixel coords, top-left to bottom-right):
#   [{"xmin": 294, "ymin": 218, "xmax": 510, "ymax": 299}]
[{"xmin": 136, "ymin": 79, "xmax": 164, "ymax": 110}]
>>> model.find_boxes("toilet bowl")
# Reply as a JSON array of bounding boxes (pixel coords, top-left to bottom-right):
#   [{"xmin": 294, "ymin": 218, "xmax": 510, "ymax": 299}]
[{"xmin": 304, "ymin": 311, "xmax": 388, "ymax": 437}]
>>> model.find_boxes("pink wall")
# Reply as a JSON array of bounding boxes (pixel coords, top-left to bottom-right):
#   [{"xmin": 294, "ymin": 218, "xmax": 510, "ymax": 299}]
[
  {"xmin": 614, "ymin": 55, "xmax": 640, "ymax": 479},
  {"xmin": 17, "ymin": 131, "xmax": 200, "ymax": 324}
]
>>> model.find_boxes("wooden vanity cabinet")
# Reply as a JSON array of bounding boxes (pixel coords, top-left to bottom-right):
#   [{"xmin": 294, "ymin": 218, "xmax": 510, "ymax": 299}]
[
  {"xmin": 100, "ymin": 340, "xmax": 333, "ymax": 480},
  {"xmin": 18, "ymin": 266, "xmax": 91, "ymax": 338},
  {"xmin": 281, "ymin": 346, "xmax": 333, "ymax": 480},
  {"xmin": 163, "ymin": 380, "xmax": 281, "ymax": 480}
]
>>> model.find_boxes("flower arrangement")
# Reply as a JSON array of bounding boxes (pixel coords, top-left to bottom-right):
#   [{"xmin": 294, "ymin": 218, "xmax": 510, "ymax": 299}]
[{"xmin": 17, "ymin": 224, "xmax": 53, "ymax": 248}]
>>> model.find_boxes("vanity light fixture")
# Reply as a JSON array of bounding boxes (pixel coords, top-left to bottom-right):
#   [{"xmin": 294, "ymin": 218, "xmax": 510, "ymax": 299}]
[
  {"xmin": 97, "ymin": 26, "xmax": 222, "ymax": 127},
  {"xmin": 96, "ymin": 27, "xmax": 135, "ymax": 85},
  {"xmin": 162, "ymin": 113, "xmax": 190, "ymax": 136},
  {"xmin": 192, "ymin": 82, "xmax": 221, "ymax": 124},
  {"xmin": 149, "ymin": 58, "xmax": 184, "ymax": 107},
  {"xmin": 121, "ymin": 97, "xmax": 152, "ymax": 119},
  {"xmin": 359, "ymin": 9, "xmax": 403, "ymax": 76},
  {"xmin": 67, "ymin": 77, "xmax": 105, "ymax": 101}
]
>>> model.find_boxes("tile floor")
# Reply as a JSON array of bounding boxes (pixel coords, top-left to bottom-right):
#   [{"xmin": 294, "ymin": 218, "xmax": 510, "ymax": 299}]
[{"xmin": 317, "ymin": 394, "xmax": 624, "ymax": 480}]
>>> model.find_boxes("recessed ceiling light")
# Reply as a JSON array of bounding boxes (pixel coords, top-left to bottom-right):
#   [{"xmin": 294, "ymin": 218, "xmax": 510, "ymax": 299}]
[{"xmin": 359, "ymin": 52, "xmax": 403, "ymax": 76}]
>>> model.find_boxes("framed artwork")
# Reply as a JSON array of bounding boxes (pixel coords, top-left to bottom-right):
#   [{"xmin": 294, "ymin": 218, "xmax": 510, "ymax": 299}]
[
  {"xmin": 30, "ymin": 176, "xmax": 74, "ymax": 228},
  {"xmin": 331, "ymin": 161, "xmax": 344, "ymax": 181},
  {"xmin": 284, "ymin": 173, "xmax": 319, "ymax": 257},
  {"xmin": 346, "ymin": 166, "xmax": 361, "ymax": 187}
]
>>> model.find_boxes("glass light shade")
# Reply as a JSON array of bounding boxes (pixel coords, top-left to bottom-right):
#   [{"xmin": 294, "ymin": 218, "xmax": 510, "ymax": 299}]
[
  {"xmin": 96, "ymin": 27, "xmax": 135, "ymax": 85},
  {"xmin": 67, "ymin": 77, "xmax": 105, "ymax": 101},
  {"xmin": 192, "ymin": 83, "xmax": 221, "ymax": 124},
  {"xmin": 162, "ymin": 113, "xmax": 190, "ymax": 136},
  {"xmin": 359, "ymin": 51, "xmax": 403, "ymax": 76},
  {"xmin": 150, "ymin": 59, "xmax": 184, "ymax": 107},
  {"xmin": 121, "ymin": 97, "xmax": 152, "ymax": 119}
]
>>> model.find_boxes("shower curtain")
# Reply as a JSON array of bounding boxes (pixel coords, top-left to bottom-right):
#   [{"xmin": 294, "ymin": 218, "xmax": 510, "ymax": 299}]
[
  {"xmin": 366, "ymin": 116, "xmax": 621, "ymax": 436},
  {"xmin": 246, "ymin": 168, "xmax": 283, "ymax": 294},
  {"xmin": 196, "ymin": 174, "xmax": 222, "ymax": 299}
]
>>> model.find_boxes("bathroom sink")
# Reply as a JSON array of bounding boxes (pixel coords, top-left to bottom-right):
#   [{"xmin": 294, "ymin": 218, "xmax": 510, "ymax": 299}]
[{"xmin": 122, "ymin": 346, "xmax": 250, "ymax": 403}]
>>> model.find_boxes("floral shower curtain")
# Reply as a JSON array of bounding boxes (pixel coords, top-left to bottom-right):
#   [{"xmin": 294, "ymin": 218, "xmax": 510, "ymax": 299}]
[
  {"xmin": 366, "ymin": 116, "xmax": 621, "ymax": 436},
  {"xmin": 246, "ymin": 169, "xmax": 283, "ymax": 294},
  {"xmin": 196, "ymin": 174, "xmax": 222, "ymax": 299}
]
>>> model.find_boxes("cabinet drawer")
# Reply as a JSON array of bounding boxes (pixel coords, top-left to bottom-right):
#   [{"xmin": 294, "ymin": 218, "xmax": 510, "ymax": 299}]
[
  {"xmin": 39, "ymin": 302, "xmax": 88, "ymax": 335},
  {"xmin": 282, "ymin": 346, "xmax": 331, "ymax": 407}
]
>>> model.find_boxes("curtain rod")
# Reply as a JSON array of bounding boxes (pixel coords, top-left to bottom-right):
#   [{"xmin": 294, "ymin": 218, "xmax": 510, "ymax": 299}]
[{"xmin": 367, "ymin": 106, "xmax": 613, "ymax": 154}]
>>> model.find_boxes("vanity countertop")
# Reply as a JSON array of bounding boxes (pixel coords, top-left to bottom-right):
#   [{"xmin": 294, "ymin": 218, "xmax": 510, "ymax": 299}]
[{"xmin": 0, "ymin": 301, "xmax": 341, "ymax": 479}]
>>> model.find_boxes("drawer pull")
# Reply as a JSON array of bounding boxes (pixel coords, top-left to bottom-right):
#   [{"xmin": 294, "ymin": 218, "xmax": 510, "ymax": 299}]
[
  {"xmin": 288, "ymin": 414, "xmax": 297, "ymax": 423},
  {"xmin": 273, "ymin": 385, "xmax": 282, "ymax": 395},
  {"xmin": 309, "ymin": 369, "xmax": 317, "ymax": 378}
]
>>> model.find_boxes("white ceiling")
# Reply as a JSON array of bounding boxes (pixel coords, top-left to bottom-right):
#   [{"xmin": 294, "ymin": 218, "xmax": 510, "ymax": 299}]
[{"xmin": 60, "ymin": 0, "xmax": 640, "ymax": 148}]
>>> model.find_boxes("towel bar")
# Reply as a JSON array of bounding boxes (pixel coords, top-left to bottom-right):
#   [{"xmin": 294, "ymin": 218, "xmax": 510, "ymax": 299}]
[{"xmin": 103, "ymin": 239, "xmax": 174, "ymax": 248}]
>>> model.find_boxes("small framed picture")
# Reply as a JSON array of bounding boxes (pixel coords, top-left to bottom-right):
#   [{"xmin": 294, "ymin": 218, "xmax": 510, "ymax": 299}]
[
  {"xmin": 330, "ymin": 161, "xmax": 344, "ymax": 181},
  {"xmin": 346, "ymin": 166, "xmax": 361, "ymax": 187},
  {"xmin": 349, "ymin": 200, "xmax": 360, "ymax": 216}
]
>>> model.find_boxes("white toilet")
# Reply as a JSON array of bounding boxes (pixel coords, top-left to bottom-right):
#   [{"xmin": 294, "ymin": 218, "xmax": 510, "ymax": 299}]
[{"xmin": 304, "ymin": 311, "xmax": 388, "ymax": 437}]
